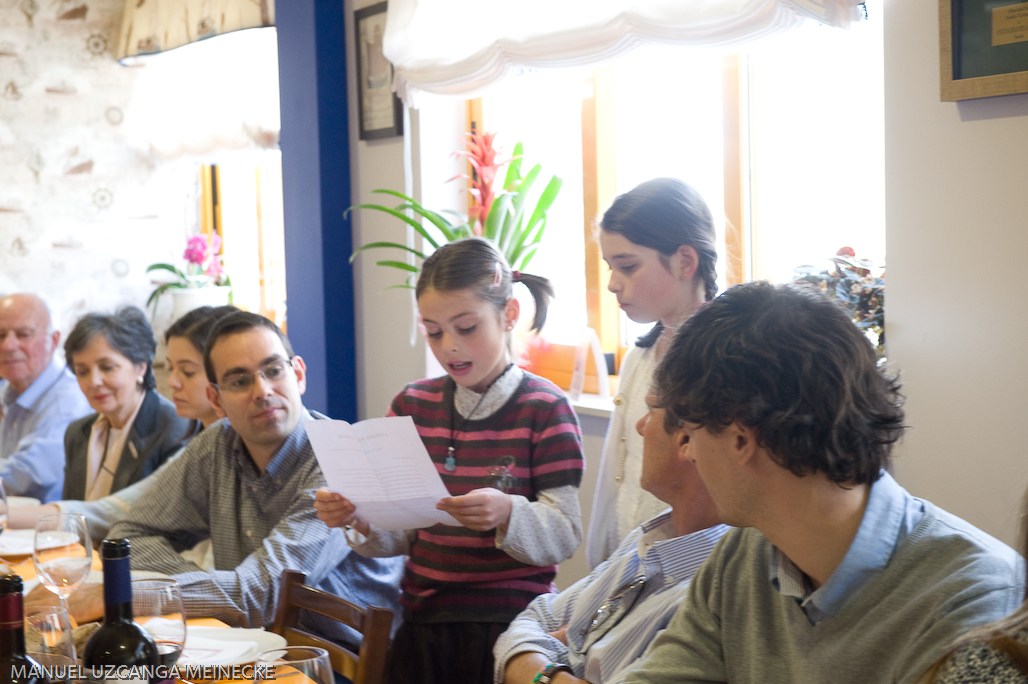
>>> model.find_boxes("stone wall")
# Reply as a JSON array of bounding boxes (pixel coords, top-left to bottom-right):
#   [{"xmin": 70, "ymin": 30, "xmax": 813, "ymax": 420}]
[{"xmin": 0, "ymin": 0, "xmax": 192, "ymax": 337}]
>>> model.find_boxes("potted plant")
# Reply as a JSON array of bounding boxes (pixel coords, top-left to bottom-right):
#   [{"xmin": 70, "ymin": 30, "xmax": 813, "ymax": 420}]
[
  {"xmin": 792, "ymin": 246, "xmax": 885, "ymax": 356},
  {"xmin": 347, "ymin": 130, "xmax": 563, "ymax": 287},
  {"xmin": 147, "ymin": 233, "xmax": 233, "ymax": 319}
]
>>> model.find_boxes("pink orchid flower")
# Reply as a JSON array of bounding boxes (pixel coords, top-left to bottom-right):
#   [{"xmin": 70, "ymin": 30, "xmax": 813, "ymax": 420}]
[{"xmin": 205, "ymin": 254, "xmax": 225, "ymax": 278}]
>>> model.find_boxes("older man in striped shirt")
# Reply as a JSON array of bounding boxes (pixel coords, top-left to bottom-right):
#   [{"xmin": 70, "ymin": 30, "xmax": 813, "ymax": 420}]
[{"xmin": 494, "ymin": 391, "xmax": 727, "ymax": 684}]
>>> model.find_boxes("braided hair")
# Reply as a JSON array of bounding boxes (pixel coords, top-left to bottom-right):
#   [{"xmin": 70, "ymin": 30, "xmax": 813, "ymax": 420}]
[{"xmin": 600, "ymin": 178, "xmax": 718, "ymax": 347}]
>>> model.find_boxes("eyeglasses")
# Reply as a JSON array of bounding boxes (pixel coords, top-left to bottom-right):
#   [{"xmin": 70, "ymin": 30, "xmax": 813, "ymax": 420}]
[
  {"xmin": 213, "ymin": 358, "xmax": 295, "ymax": 394},
  {"xmin": 579, "ymin": 575, "xmax": 647, "ymax": 654}
]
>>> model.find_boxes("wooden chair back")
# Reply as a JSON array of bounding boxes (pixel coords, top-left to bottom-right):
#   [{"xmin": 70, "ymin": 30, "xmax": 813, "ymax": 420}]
[{"xmin": 271, "ymin": 569, "xmax": 393, "ymax": 684}]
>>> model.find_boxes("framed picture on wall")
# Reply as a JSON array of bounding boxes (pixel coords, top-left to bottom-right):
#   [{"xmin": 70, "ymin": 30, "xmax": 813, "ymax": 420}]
[
  {"xmin": 355, "ymin": 1, "xmax": 404, "ymax": 139},
  {"xmin": 940, "ymin": 0, "xmax": 1028, "ymax": 100}
]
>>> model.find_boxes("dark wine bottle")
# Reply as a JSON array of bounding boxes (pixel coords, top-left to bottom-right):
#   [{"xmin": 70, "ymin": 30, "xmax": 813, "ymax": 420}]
[
  {"xmin": 83, "ymin": 539, "xmax": 158, "ymax": 682},
  {"xmin": 0, "ymin": 575, "xmax": 46, "ymax": 684}
]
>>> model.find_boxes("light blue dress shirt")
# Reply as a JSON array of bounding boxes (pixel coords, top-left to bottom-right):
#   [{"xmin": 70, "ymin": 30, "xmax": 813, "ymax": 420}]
[
  {"xmin": 494, "ymin": 510, "xmax": 730, "ymax": 683},
  {"xmin": 0, "ymin": 356, "xmax": 92, "ymax": 502},
  {"xmin": 769, "ymin": 470, "xmax": 927, "ymax": 624}
]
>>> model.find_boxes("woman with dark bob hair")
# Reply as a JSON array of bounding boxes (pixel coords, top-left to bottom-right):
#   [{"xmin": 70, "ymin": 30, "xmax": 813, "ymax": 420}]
[{"xmin": 62, "ymin": 306, "xmax": 198, "ymax": 501}]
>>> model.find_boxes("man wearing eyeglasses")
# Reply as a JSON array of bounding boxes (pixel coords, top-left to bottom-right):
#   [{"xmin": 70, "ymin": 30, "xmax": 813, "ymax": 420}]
[
  {"xmin": 618, "ymin": 282, "xmax": 1023, "ymax": 684},
  {"xmin": 494, "ymin": 389, "xmax": 729, "ymax": 684},
  {"xmin": 30, "ymin": 311, "xmax": 403, "ymax": 646}
]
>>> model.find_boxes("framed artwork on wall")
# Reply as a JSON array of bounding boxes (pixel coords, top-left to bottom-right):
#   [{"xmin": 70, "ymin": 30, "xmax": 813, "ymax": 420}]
[
  {"xmin": 940, "ymin": 0, "xmax": 1028, "ymax": 101},
  {"xmin": 355, "ymin": 1, "xmax": 404, "ymax": 139}
]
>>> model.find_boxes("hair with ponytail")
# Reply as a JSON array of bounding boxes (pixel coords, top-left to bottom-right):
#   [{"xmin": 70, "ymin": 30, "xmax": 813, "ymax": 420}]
[
  {"xmin": 416, "ymin": 237, "xmax": 554, "ymax": 333},
  {"xmin": 600, "ymin": 178, "xmax": 718, "ymax": 348}
]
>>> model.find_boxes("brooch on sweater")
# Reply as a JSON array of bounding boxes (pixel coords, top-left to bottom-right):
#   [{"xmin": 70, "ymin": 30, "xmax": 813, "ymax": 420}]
[{"xmin": 488, "ymin": 455, "xmax": 517, "ymax": 493}]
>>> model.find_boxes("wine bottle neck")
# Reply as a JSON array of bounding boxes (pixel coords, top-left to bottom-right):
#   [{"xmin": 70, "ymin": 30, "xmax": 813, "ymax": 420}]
[
  {"xmin": 104, "ymin": 601, "xmax": 136, "ymax": 623},
  {"xmin": 102, "ymin": 553, "xmax": 134, "ymax": 621}
]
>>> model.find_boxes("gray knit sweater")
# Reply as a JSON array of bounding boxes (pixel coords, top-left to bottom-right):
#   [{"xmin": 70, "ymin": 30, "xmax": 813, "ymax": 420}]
[{"xmin": 621, "ymin": 505, "xmax": 1024, "ymax": 684}]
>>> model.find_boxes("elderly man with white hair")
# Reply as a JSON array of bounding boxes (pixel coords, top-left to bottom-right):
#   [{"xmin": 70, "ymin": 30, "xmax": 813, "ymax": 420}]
[{"xmin": 0, "ymin": 293, "xmax": 91, "ymax": 501}]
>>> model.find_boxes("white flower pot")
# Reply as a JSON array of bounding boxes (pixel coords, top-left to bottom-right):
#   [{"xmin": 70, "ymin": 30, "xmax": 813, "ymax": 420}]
[{"xmin": 170, "ymin": 286, "xmax": 232, "ymax": 322}]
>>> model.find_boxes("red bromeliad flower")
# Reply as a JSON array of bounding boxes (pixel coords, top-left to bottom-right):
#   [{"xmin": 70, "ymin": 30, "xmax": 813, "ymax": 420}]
[{"xmin": 449, "ymin": 130, "xmax": 517, "ymax": 235}]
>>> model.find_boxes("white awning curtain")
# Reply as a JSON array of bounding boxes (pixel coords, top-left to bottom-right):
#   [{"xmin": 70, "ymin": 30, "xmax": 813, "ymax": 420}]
[
  {"xmin": 123, "ymin": 27, "xmax": 281, "ymax": 161},
  {"xmin": 383, "ymin": 0, "xmax": 865, "ymax": 106},
  {"xmin": 117, "ymin": 0, "xmax": 275, "ymax": 61}
]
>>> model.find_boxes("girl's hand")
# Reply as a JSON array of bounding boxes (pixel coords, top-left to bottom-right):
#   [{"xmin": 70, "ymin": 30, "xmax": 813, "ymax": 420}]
[
  {"xmin": 436, "ymin": 487, "xmax": 513, "ymax": 531},
  {"xmin": 314, "ymin": 488, "xmax": 370, "ymax": 535}
]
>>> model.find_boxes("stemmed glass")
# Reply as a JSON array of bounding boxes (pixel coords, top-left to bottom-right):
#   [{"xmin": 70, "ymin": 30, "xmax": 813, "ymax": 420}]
[
  {"xmin": 24, "ymin": 606, "xmax": 76, "ymax": 682},
  {"xmin": 255, "ymin": 646, "xmax": 334, "ymax": 684},
  {"xmin": 0, "ymin": 480, "xmax": 7, "ymax": 550},
  {"xmin": 133, "ymin": 578, "xmax": 187, "ymax": 670},
  {"xmin": 32, "ymin": 513, "xmax": 92, "ymax": 614}
]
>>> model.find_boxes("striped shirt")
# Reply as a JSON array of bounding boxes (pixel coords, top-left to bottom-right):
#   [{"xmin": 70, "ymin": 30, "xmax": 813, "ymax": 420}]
[
  {"xmin": 110, "ymin": 412, "xmax": 405, "ymax": 645},
  {"xmin": 494, "ymin": 512, "xmax": 730, "ymax": 683},
  {"xmin": 388, "ymin": 372, "xmax": 585, "ymax": 623}
]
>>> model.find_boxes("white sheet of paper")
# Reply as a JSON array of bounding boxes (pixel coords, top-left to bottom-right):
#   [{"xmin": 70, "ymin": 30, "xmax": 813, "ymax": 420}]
[{"xmin": 305, "ymin": 416, "xmax": 459, "ymax": 530}]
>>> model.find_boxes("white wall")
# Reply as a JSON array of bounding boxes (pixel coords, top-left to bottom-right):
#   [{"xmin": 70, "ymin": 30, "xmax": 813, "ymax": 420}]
[
  {"xmin": 346, "ymin": 0, "xmax": 426, "ymax": 419},
  {"xmin": 886, "ymin": 0, "xmax": 1028, "ymax": 546}
]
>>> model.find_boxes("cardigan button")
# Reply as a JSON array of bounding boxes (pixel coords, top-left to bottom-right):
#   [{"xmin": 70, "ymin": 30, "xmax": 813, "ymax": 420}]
[{"xmin": 613, "ymin": 395, "xmax": 624, "ymax": 406}]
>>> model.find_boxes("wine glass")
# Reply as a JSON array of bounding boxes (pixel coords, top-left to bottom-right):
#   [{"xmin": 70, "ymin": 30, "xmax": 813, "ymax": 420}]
[
  {"xmin": 0, "ymin": 479, "xmax": 8, "ymax": 561},
  {"xmin": 0, "ymin": 478, "xmax": 7, "ymax": 533},
  {"xmin": 32, "ymin": 513, "xmax": 92, "ymax": 613},
  {"xmin": 132, "ymin": 578, "xmax": 187, "ymax": 671},
  {"xmin": 24, "ymin": 606, "xmax": 76, "ymax": 683},
  {"xmin": 255, "ymin": 646, "xmax": 334, "ymax": 684}
]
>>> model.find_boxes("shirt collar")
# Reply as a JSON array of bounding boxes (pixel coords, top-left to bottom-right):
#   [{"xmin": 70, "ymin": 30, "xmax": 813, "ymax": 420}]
[
  {"xmin": 232, "ymin": 408, "xmax": 314, "ymax": 482},
  {"xmin": 637, "ymin": 510, "xmax": 731, "ymax": 580},
  {"xmin": 768, "ymin": 471, "xmax": 918, "ymax": 623},
  {"xmin": 4, "ymin": 356, "xmax": 67, "ymax": 410}
]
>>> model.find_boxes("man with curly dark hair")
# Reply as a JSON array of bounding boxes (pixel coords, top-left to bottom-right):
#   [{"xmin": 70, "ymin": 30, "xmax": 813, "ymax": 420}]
[{"xmin": 620, "ymin": 282, "xmax": 1024, "ymax": 684}]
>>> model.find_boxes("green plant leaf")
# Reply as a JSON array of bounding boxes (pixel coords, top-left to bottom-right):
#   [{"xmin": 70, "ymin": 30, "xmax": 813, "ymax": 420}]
[
  {"xmin": 483, "ymin": 193, "xmax": 513, "ymax": 242},
  {"xmin": 518, "ymin": 243, "xmax": 540, "ymax": 270},
  {"xmin": 145, "ymin": 263, "xmax": 187, "ymax": 281},
  {"xmin": 524, "ymin": 174, "xmax": 562, "ymax": 236},
  {"xmin": 145, "ymin": 282, "xmax": 185, "ymax": 316},
  {"xmin": 349, "ymin": 241, "xmax": 427, "ymax": 264},
  {"xmin": 502, "ymin": 164, "xmax": 541, "ymax": 254},
  {"xmin": 221, "ymin": 275, "xmax": 234, "ymax": 305},
  {"xmin": 386, "ymin": 283, "xmax": 416, "ymax": 290},
  {"xmin": 376, "ymin": 260, "xmax": 420, "ymax": 272},
  {"xmin": 372, "ymin": 191, "xmax": 460, "ymax": 242},
  {"xmin": 509, "ymin": 173, "xmax": 559, "ymax": 263},
  {"xmin": 347, "ymin": 203, "xmax": 441, "ymax": 249},
  {"xmin": 503, "ymin": 142, "xmax": 525, "ymax": 191}
]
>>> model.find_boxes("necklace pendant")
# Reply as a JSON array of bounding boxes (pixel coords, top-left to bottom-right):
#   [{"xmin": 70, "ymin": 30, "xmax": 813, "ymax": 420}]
[{"xmin": 445, "ymin": 446, "xmax": 456, "ymax": 472}]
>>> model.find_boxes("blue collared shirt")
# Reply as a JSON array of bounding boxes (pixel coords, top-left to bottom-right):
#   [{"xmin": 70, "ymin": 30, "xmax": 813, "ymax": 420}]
[
  {"xmin": 495, "ymin": 509, "xmax": 730, "ymax": 683},
  {"xmin": 769, "ymin": 470, "xmax": 926, "ymax": 624},
  {"xmin": 0, "ymin": 357, "xmax": 91, "ymax": 501}
]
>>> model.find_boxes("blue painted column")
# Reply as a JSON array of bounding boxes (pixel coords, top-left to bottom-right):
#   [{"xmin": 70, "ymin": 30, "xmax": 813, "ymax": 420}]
[{"xmin": 276, "ymin": 0, "xmax": 356, "ymax": 420}]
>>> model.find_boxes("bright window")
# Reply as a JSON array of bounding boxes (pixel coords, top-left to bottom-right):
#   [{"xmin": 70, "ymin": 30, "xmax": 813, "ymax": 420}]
[{"xmin": 446, "ymin": 2, "xmax": 884, "ymax": 380}]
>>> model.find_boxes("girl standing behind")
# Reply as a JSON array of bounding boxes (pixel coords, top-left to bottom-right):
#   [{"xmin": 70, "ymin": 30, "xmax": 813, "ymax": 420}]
[
  {"xmin": 315, "ymin": 237, "xmax": 585, "ymax": 684},
  {"xmin": 585, "ymin": 178, "xmax": 719, "ymax": 569}
]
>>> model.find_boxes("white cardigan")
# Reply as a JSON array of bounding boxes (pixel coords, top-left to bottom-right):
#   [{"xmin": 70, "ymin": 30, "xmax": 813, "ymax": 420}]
[{"xmin": 584, "ymin": 345, "xmax": 671, "ymax": 569}]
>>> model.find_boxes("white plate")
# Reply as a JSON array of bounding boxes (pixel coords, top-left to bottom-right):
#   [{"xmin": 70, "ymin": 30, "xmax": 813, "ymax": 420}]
[
  {"xmin": 0, "ymin": 529, "xmax": 80, "ymax": 557},
  {"xmin": 179, "ymin": 627, "xmax": 287, "ymax": 667},
  {"xmin": 8, "ymin": 497, "xmax": 41, "ymax": 507}
]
